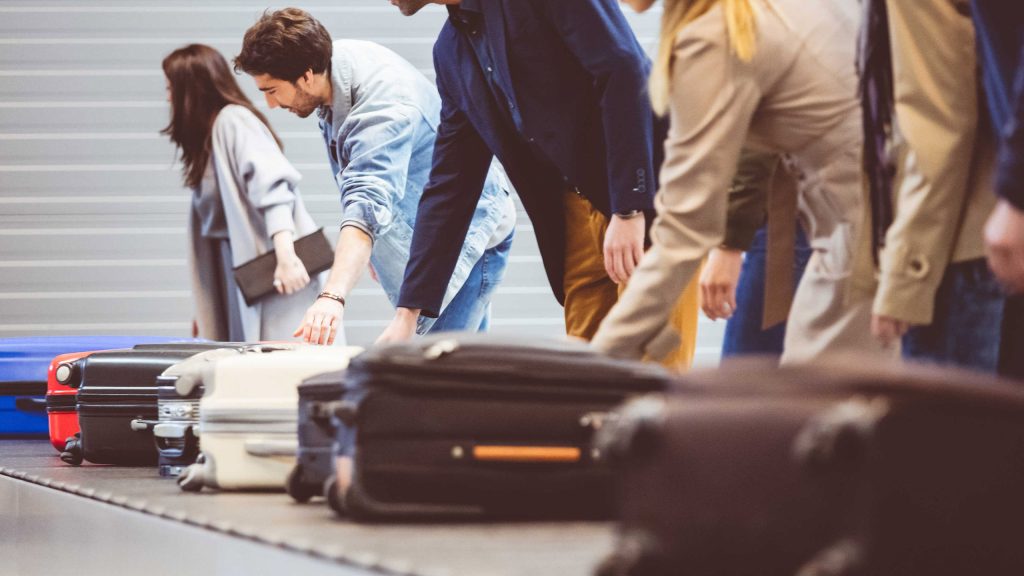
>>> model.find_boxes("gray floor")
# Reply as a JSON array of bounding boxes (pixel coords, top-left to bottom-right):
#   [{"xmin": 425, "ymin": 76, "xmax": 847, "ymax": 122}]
[{"xmin": 0, "ymin": 439, "xmax": 615, "ymax": 576}]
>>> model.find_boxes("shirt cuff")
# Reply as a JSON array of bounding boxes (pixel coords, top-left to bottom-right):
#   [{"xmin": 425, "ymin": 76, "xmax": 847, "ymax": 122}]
[
  {"xmin": 263, "ymin": 204, "xmax": 295, "ymax": 240},
  {"xmin": 609, "ymin": 169, "xmax": 656, "ymax": 214},
  {"xmin": 341, "ymin": 201, "xmax": 385, "ymax": 240},
  {"xmin": 340, "ymin": 219, "xmax": 375, "ymax": 243},
  {"xmin": 396, "ymin": 293, "xmax": 441, "ymax": 319}
]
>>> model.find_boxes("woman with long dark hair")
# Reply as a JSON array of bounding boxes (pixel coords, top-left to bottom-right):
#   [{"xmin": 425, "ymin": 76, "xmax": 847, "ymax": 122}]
[{"xmin": 162, "ymin": 44, "xmax": 323, "ymax": 341}]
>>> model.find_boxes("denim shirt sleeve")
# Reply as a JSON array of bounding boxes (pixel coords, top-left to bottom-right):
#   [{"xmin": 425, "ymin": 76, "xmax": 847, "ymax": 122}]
[
  {"xmin": 542, "ymin": 0, "xmax": 657, "ymax": 214},
  {"xmin": 397, "ymin": 77, "xmax": 494, "ymax": 318},
  {"xmin": 336, "ymin": 105, "xmax": 419, "ymax": 240}
]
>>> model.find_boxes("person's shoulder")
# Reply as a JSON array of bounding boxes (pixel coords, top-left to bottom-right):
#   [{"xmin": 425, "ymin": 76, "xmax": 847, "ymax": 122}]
[
  {"xmin": 212, "ymin": 105, "xmax": 269, "ymax": 141},
  {"xmin": 334, "ymin": 38, "xmax": 401, "ymax": 63},
  {"xmin": 214, "ymin": 104, "xmax": 259, "ymax": 127},
  {"xmin": 668, "ymin": 4, "xmax": 733, "ymax": 59}
]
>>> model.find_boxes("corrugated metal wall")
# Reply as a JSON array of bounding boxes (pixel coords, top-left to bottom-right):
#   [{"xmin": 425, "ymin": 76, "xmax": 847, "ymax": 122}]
[{"xmin": 0, "ymin": 0, "xmax": 723, "ymax": 365}]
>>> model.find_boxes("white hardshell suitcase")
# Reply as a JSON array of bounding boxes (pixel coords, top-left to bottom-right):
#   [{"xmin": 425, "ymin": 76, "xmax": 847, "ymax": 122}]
[{"xmin": 177, "ymin": 345, "xmax": 362, "ymax": 492}]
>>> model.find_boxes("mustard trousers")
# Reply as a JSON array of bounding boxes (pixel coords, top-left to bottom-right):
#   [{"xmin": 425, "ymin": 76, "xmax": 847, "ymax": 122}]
[{"xmin": 562, "ymin": 190, "xmax": 700, "ymax": 372}]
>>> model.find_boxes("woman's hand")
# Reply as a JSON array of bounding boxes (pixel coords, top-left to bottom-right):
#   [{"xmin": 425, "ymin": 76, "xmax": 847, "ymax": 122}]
[
  {"xmin": 272, "ymin": 231, "xmax": 310, "ymax": 295},
  {"xmin": 293, "ymin": 296, "xmax": 344, "ymax": 345},
  {"xmin": 273, "ymin": 254, "xmax": 310, "ymax": 295},
  {"xmin": 699, "ymin": 248, "xmax": 743, "ymax": 320},
  {"xmin": 871, "ymin": 315, "xmax": 910, "ymax": 348}
]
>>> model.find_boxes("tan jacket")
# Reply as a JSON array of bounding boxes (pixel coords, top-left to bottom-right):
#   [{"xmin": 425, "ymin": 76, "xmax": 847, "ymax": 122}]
[
  {"xmin": 593, "ymin": 0, "xmax": 864, "ymax": 360},
  {"xmin": 866, "ymin": 0, "xmax": 996, "ymax": 325}
]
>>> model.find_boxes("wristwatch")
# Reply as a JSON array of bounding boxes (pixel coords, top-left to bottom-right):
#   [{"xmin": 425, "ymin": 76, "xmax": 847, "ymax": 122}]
[{"xmin": 615, "ymin": 209, "xmax": 644, "ymax": 220}]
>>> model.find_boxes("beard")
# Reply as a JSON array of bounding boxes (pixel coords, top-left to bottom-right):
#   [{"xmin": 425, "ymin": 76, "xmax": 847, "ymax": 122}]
[{"xmin": 285, "ymin": 84, "xmax": 322, "ymax": 118}]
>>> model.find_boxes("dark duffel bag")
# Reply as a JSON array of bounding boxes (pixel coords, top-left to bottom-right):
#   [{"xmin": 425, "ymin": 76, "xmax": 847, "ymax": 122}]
[
  {"xmin": 595, "ymin": 358, "xmax": 1024, "ymax": 576},
  {"xmin": 61, "ymin": 343, "xmax": 235, "ymax": 466},
  {"xmin": 327, "ymin": 334, "xmax": 670, "ymax": 520}
]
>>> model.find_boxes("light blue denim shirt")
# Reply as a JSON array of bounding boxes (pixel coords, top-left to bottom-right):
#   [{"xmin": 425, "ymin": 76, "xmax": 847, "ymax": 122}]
[{"xmin": 317, "ymin": 40, "xmax": 515, "ymax": 332}]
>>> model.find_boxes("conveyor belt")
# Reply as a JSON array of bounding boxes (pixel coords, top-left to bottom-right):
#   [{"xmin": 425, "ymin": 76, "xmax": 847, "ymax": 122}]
[{"xmin": 0, "ymin": 440, "xmax": 613, "ymax": 576}]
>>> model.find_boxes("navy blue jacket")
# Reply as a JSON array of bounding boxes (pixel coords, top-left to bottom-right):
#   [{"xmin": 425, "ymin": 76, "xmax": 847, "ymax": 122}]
[
  {"xmin": 973, "ymin": 0, "xmax": 1024, "ymax": 210},
  {"xmin": 397, "ymin": 0, "xmax": 662, "ymax": 317}
]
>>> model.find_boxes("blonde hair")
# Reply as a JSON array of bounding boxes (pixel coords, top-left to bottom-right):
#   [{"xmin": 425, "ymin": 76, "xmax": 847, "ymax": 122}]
[{"xmin": 650, "ymin": 0, "xmax": 758, "ymax": 115}]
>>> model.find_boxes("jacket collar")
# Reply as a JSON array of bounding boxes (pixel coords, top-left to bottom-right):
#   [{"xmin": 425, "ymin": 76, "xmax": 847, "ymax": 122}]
[{"xmin": 316, "ymin": 40, "xmax": 354, "ymax": 136}]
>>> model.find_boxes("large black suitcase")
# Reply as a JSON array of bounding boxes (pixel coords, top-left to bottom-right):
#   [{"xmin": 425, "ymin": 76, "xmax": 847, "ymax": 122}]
[
  {"xmin": 595, "ymin": 359, "xmax": 1024, "ymax": 576},
  {"xmin": 60, "ymin": 343, "xmax": 233, "ymax": 466},
  {"xmin": 326, "ymin": 334, "xmax": 670, "ymax": 520}
]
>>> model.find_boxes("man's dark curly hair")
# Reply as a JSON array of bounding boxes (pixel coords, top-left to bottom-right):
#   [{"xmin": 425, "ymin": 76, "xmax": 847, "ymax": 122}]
[{"xmin": 234, "ymin": 8, "xmax": 333, "ymax": 82}]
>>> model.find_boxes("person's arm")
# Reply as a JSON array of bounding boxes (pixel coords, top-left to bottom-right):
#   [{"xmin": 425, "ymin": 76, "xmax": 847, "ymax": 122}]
[
  {"xmin": 722, "ymin": 150, "xmax": 775, "ymax": 251},
  {"xmin": 591, "ymin": 19, "xmax": 760, "ymax": 361},
  {"xmin": 542, "ymin": 0, "xmax": 655, "ymax": 215},
  {"xmin": 294, "ymin": 106, "xmax": 420, "ymax": 345},
  {"xmin": 995, "ymin": 41, "xmax": 1024, "ymax": 211},
  {"xmin": 214, "ymin": 106, "xmax": 310, "ymax": 294},
  {"xmin": 542, "ymin": 0, "xmax": 655, "ymax": 284},
  {"xmin": 871, "ymin": 0, "xmax": 982, "ymax": 342},
  {"xmin": 987, "ymin": 39, "xmax": 1024, "ymax": 293},
  {"xmin": 381, "ymin": 76, "xmax": 494, "ymax": 343},
  {"xmin": 700, "ymin": 151, "xmax": 777, "ymax": 320}
]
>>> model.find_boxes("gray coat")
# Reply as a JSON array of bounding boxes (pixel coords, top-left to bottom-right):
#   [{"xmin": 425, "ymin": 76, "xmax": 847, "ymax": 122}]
[{"xmin": 187, "ymin": 105, "xmax": 324, "ymax": 342}]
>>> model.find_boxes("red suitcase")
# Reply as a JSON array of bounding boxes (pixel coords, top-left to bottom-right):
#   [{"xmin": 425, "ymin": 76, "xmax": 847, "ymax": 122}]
[{"xmin": 45, "ymin": 351, "xmax": 96, "ymax": 452}]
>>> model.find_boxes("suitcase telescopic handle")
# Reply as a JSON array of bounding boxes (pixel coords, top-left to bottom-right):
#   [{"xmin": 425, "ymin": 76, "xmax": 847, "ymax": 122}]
[
  {"xmin": 244, "ymin": 438, "xmax": 298, "ymax": 458},
  {"xmin": 14, "ymin": 397, "xmax": 47, "ymax": 413}
]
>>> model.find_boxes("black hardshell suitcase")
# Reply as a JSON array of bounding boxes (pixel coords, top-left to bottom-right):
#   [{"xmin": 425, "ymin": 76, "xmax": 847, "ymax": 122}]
[
  {"xmin": 595, "ymin": 359, "xmax": 1024, "ymax": 576},
  {"xmin": 289, "ymin": 374, "xmax": 345, "ymax": 502},
  {"xmin": 61, "ymin": 343, "xmax": 234, "ymax": 466},
  {"xmin": 328, "ymin": 334, "xmax": 670, "ymax": 520}
]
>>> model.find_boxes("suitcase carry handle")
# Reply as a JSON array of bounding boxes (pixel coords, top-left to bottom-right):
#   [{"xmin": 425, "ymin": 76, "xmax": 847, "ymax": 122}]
[
  {"xmin": 14, "ymin": 397, "xmax": 47, "ymax": 413},
  {"xmin": 129, "ymin": 418, "xmax": 160, "ymax": 433},
  {"xmin": 244, "ymin": 438, "xmax": 298, "ymax": 458}
]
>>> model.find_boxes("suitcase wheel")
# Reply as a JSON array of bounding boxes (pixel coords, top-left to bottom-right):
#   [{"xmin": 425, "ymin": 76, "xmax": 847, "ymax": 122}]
[
  {"xmin": 595, "ymin": 531, "xmax": 670, "ymax": 576},
  {"xmin": 177, "ymin": 463, "xmax": 205, "ymax": 492},
  {"xmin": 326, "ymin": 477, "xmax": 345, "ymax": 516},
  {"xmin": 60, "ymin": 434, "xmax": 83, "ymax": 466},
  {"xmin": 286, "ymin": 464, "xmax": 316, "ymax": 503}
]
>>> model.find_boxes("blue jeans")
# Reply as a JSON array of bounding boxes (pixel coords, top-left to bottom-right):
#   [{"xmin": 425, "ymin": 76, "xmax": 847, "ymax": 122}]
[
  {"xmin": 902, "ymin": 258, "xmax": 1020, "ymax": 377},
  {"xmin": 722, "ymin": 225, "xmax": 811, "ymax": 357},
  {"xmin": 420, "ymin": 230, "xmax": 513, "ymax": 334}
]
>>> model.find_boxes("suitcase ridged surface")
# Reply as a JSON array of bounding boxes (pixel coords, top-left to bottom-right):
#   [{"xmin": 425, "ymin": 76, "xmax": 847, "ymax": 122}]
[
  {"xmin": 331, "ymin": 334, "xmax": 670, "ymax": 520},
  {"xmin": 69, "ymin": 343, "xmax": 230, "ymax": 466}
]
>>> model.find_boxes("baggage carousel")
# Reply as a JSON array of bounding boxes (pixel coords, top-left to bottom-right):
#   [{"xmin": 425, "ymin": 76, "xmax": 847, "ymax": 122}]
[{"xmin": 0, "ymin": 440, "xmax": 614, "ymax": 576}]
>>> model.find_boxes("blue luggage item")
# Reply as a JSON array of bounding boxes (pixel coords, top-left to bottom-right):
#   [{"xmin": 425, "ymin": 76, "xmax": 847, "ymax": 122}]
[{"xmin": 0, "ymin": 336, "xmax": 185, "ymax": 436}]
